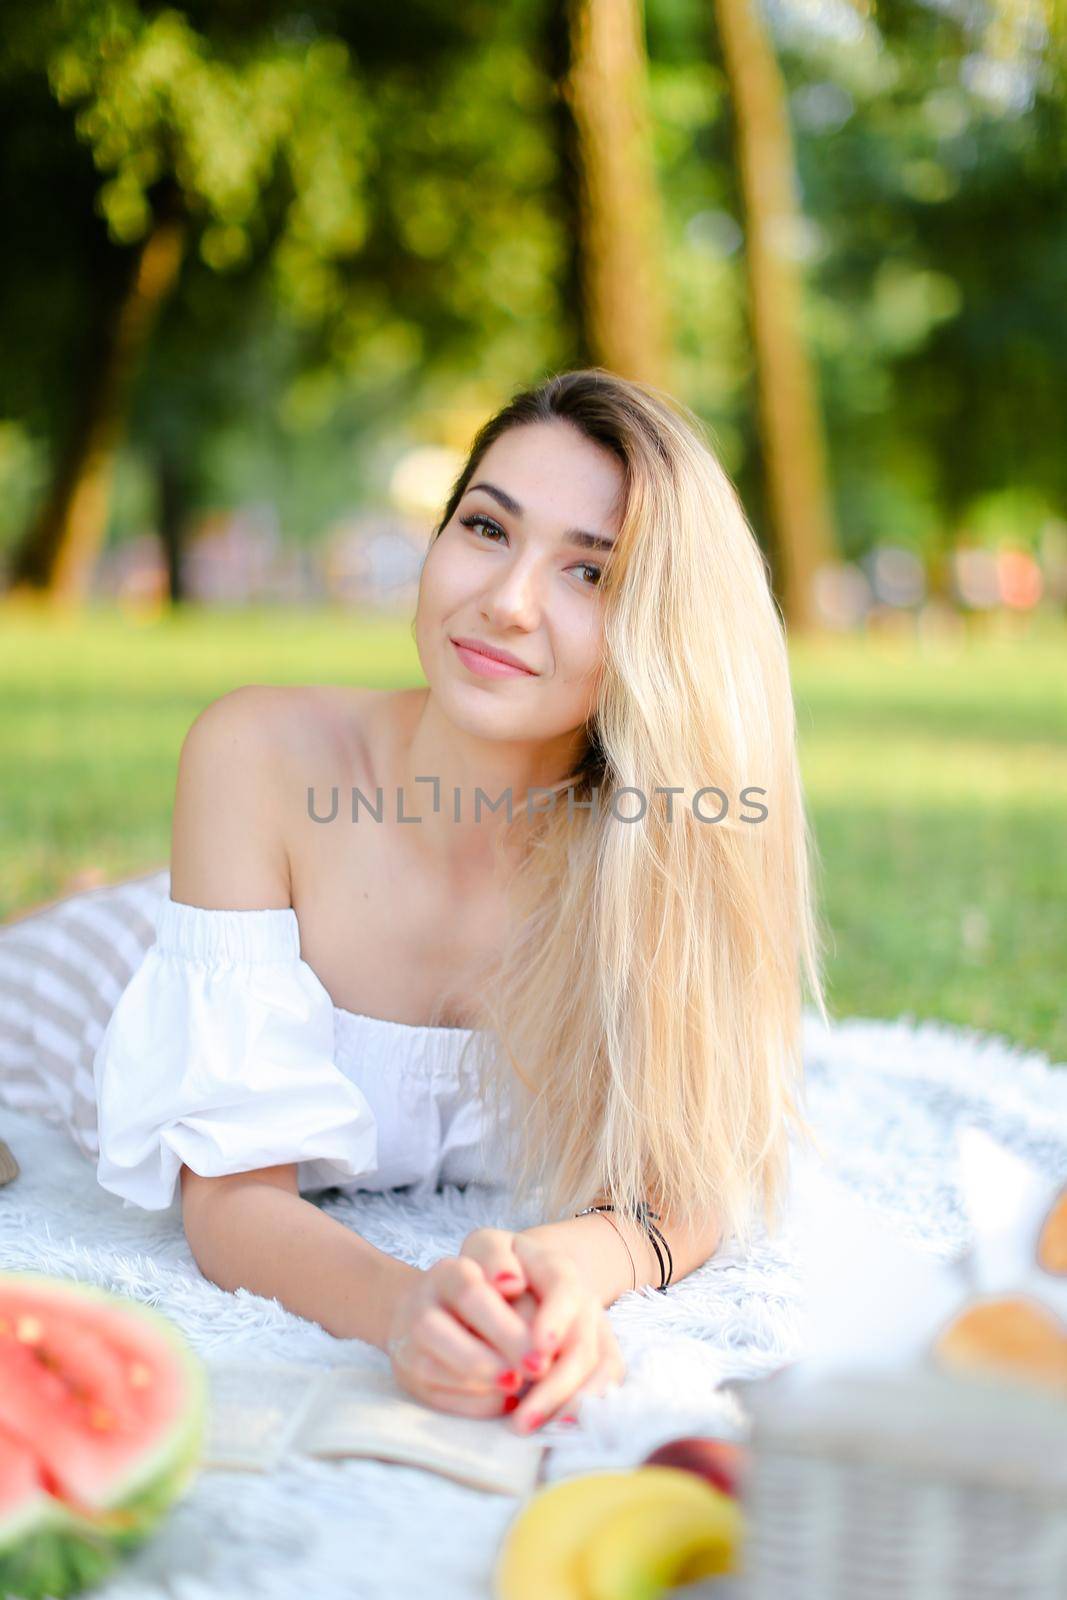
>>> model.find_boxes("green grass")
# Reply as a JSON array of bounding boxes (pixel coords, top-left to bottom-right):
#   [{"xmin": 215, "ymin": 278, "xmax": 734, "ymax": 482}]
[{"xmin": 2, "ymin": 598, "xmax": 1065, "ymax": 1063}]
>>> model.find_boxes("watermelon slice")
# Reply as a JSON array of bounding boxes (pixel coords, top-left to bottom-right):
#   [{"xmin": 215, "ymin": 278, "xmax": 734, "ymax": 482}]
[{"xmin": 0, "ymin": 1272, "xmax": 206, "ymax": 1598}]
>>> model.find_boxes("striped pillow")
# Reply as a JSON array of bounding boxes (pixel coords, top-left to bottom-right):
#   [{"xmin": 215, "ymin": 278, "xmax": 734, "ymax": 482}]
[{"xmin": 0, "ymin": 867, "xmax": 170, "ymax": 1163}]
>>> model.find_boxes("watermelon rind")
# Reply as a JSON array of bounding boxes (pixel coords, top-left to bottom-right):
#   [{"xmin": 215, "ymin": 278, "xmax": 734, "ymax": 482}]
[
  {"xmin": 0, "ymin": 1424, "xmax": 118, "ymax": 1600},
  {"xmin": 0, "ymin": 1272, "xmax": 208, "ymax": 1597},
  {"xmin": 0, "ymin": 1503, "xmax": 118, "ymax": 1600}
]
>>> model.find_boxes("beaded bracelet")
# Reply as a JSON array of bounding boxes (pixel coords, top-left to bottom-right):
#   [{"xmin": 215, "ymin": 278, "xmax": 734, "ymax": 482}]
[{"xmin": 574, "ymin": 1202, "xmax": 674, "ymax": 1292}]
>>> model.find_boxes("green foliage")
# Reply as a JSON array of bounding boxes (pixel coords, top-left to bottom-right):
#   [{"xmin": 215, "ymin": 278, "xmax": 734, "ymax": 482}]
[
  {"xmin": 49, "ymin": 5, "xmax": 370, "ymax": 287},
  {"xmin": 92, "ymin": 2, "xmax": 564, "ymax": 534},
  {"xmin": 763, "ymin": 0, "xmax": 1067, "ymax": 551},
  {"xmin": 0, "ymin": 0, "xmax": 1064, "ymax": 561}
]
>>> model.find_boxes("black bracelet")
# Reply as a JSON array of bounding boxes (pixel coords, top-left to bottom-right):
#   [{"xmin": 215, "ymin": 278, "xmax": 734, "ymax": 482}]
[
  {"xmin": 643, "ymin": 1216, "xmax": 674, "ymax": 1290},
  {"xmin": 631, "ymin": 1202, "xmax": 673, "ymax": 1291},
  {"xmin": 643, "ymin": 1225, "xmax": 667, "ymax": 1290},
  {"xmin": 632, "ymin": 1201, "xmax": 673, "ymax": 1291}
]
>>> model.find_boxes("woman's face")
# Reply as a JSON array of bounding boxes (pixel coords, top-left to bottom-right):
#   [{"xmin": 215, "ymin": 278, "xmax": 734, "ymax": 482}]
[{"xmin": 414, "ymin": 420, "xmax": 624, "ymax": 748}]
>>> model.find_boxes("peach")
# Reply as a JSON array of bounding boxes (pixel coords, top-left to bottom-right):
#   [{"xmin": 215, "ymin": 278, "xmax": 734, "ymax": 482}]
[{"xmin": 641, "ymin": 1436, "xmax": 749, "ymax": 1499}]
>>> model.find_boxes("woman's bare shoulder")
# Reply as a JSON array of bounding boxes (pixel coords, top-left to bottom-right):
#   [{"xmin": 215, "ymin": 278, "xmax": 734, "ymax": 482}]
[
  {"xmin": 170, "ymin": 684, "xmax": 387, "ymax": 907},
  {"xmin": 186, "ymin": 683, "xmax": 382, "ymax": 773}
]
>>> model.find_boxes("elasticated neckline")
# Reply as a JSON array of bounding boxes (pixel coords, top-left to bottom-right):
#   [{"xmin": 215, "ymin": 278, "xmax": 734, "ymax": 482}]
[{"xmin": 155, "ymin": 896, "xmax": 480, "ymax": 1036}]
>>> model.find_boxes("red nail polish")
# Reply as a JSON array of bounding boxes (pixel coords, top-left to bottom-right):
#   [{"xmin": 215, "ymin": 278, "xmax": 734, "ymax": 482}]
[
  {"xmin": 497, "ymin": 1368, "xmax": 519, "ymax": 1388},
  {"xmin": 502, "ymin": 1394, "xmax": 521, "ymax": 1413},
  {"xmin": 524, "ymin": 1412, "xmax": 543, "ymax": 1432},
  {"xmin": 521, "ymin": 1352, "xmax": 545, "ymax": 1375},
  {"xmin": 494, "ymin": 1271, "xmax": 520, "ymax": 1285},
  {"xmin": 561, "ymin": 1413, "xmax": 578, "ymax": 1424}
]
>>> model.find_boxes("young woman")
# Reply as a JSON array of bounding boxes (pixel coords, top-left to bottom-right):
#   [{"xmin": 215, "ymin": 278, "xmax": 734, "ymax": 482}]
[{"xmin": 0, "ymin": 368, "xmax": 828, "ymax": 1436}]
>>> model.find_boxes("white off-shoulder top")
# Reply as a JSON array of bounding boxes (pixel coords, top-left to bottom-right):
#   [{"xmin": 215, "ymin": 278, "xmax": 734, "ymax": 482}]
[{"xmin": 92, "ymin": 894, "xmax": 509, "ymax": 1212}]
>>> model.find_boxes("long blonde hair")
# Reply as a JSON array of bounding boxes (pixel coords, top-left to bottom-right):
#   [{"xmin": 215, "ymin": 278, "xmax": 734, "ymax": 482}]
[{"xmin": 429, "ymin": 368, "xmax": 830, "ymax": 1251}]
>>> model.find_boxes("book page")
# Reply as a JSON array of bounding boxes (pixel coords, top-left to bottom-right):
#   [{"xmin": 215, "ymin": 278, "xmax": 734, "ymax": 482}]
[{"xmin": 296, "ymin": 1366, "xmax": 546, "ymax": 1497}]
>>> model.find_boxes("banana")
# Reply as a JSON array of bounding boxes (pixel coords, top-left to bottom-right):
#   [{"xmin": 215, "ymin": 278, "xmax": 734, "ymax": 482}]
[
  {"xmin": 578, "ymin": 1486, "xmax": 742, "ymax": 1600},
  {"xmin": 493, "ymin": 1465, "xmax": 743, "ymax": 1600}
]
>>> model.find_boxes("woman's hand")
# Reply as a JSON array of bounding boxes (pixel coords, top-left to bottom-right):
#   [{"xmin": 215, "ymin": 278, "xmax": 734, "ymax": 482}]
[
  {"xmin": 384, "ymin": 1253, "xmax": 539, "ymax": 1419},
  {"xmin": 459, "ymin": 1228, "xmax": 626, "ymax": 1433}
]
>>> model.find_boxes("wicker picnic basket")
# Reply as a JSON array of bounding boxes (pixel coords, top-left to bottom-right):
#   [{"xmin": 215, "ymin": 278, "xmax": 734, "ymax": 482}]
[{"xmin": 739, "ymin": 1364, "xmax": 1067, "ymax": 1599}]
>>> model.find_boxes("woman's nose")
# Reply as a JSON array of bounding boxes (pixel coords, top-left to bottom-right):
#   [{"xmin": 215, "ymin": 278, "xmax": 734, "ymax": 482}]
[{"xmin": 483, "ymin": 559, "xmax": 543, "ymax": 630}]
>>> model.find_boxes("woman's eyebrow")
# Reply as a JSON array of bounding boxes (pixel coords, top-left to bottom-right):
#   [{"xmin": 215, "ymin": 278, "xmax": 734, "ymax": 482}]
[{"xmin": 464, "ymin": 481, "xmax": 616, "ymax": 553}]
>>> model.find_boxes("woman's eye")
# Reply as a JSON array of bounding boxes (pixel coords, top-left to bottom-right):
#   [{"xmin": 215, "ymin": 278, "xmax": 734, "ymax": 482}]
[
  {"xmin": 460, "ymin": 513, "xmax": 506, "ymax": 543},
  {"xmin": 573, "ymin": 563, "xmax": 602, "ymax": 588}
]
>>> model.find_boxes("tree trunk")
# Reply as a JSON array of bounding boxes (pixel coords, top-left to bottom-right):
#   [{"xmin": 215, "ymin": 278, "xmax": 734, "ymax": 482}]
[
  {"xmin": 7, "ymin": 186, "xmax": 186, "ymax": 605},
  {"xmin": 156, "ymin": 451, "xmax": 189, "ymax": 605},
  {"xmin": 544, "ymin": 0, "xmax": 591, "ymax": 368},
  {"xmin": 563, "ymin": 0, "xmax": 672, "ymax": 388},
  {"xmin": 713, "ymin": 0, "xmax": 837, "ymax": 632}
]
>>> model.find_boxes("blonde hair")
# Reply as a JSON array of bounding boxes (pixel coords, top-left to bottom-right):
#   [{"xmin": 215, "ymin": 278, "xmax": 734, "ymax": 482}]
[{"xmin": 428, "ymin": 368, "xmax": 831, "ymax": 1251}]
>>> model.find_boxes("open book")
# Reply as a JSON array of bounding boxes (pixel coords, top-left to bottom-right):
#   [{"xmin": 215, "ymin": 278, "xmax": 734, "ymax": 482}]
[{"xmin": 202, "ymin": 1361, "xmax": 547, "ymax": 1497}]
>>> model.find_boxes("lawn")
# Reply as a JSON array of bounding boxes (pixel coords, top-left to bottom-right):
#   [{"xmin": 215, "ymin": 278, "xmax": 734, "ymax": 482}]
[{"xmin": 2, "ymin": 599, "xmax": 1064, "ymax": 1063}]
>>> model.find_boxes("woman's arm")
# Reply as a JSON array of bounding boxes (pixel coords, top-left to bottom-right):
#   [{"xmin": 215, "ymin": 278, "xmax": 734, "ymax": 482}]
[
  {"xmin": 518, "ymin": 1204, "xmax": 723, "ymax": 1306},
  {"xmin": 181, "ymin": 1166, "xmax": 419, "ymax": 1348},
  {"xmin": 167, "ymin": 690, "xmax": 427, "ymax": 1346}
]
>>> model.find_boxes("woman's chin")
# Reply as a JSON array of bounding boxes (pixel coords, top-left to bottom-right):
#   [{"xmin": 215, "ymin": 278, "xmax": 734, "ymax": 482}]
[{"xmin": 435, "ymin": 684, "xmax": 519, "ymax": 735}]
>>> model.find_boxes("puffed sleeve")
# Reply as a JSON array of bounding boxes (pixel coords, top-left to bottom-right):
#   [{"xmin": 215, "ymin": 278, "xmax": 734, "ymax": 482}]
[{"xmin": 92, "ymin": 896, "xmax": 378, "ymax": 1211}]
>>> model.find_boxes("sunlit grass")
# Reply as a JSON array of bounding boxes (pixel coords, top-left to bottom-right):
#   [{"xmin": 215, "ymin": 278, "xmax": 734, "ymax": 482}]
[
  {"xmin": 790, "ymin": 616, "xmax": 1066, "ymax": 1062},
  {"xmin": 2, "ymin": 599, "xmax": 1064, "ymax": 1062}
]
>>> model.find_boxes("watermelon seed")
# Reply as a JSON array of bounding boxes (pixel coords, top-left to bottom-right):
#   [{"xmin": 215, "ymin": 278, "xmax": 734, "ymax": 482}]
[{"xmin": 25, "ymin": 1339, "xmax": 94, "ymax": 1407}]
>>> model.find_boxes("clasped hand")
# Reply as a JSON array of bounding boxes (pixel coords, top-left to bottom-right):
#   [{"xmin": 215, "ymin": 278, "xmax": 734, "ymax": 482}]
[{"xmin": 385, "ymin": 1227, "xmax": 625, "ymax": 1433}]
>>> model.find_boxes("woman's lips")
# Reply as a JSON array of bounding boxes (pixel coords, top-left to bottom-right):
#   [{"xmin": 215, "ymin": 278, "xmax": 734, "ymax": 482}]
[{"xmin": 451, "ymin": 640, "xmax": 536, "ymax": 679}]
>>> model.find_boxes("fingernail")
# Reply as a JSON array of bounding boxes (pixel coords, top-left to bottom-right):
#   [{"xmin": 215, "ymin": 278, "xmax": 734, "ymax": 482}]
[
  {"xmin": 523, "ymin": 1411, "xmax": 543, "ymax": 1433},
  {"xmin": 497, "ymin": 1368, "xmax": 519, "ymax": 1389},
  {"xmin": 502, "ymin": 1394, "xmax": 521, "ymax": 1413},
  {"xmin": 521, "ymin": 1352, "xmax": 546, "ymax": 1375},
  {"xmin": 561, "ymin": 1412, "xmax": 578, "ymax": 1425},
  {"xmin": 494, "ymin": 1271, "xmax": 521, "ymax": 1285}
]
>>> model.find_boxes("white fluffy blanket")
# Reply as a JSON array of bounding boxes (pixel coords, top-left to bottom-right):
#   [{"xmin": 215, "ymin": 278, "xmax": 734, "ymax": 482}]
[{"xmin": 2, "ymin": 1010, "xmax": 1066, "ymax": 1600}]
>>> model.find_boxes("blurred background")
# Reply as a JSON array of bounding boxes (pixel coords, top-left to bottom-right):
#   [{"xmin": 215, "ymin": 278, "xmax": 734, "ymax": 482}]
[{"xmin": 0, "ymin": 0, "xmax": 1063, "ymax": 1057}]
